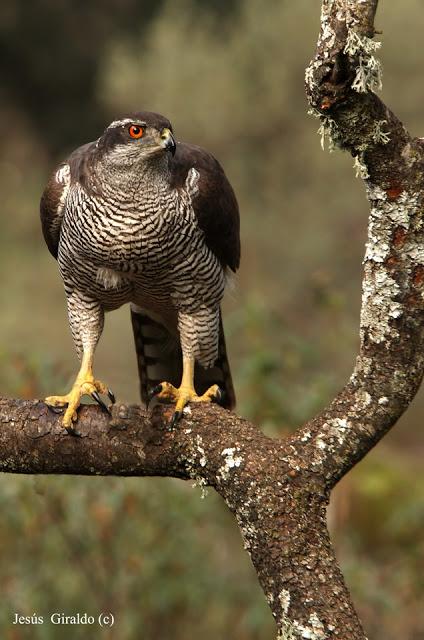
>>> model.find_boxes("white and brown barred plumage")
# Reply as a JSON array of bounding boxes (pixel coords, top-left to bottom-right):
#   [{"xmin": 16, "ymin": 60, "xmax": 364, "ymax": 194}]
[{"xmin": 40, "ymin": 111, "xmax": 240, "ymax": 418}]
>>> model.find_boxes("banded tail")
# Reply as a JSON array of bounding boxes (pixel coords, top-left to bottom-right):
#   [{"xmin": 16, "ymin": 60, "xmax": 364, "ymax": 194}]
[{"xmin": 131, "ymin": 306, "xmax": 236, "ymax": 410}]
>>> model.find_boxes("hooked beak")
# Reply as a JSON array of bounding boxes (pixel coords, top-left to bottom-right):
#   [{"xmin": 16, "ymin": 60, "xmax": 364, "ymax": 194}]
[{"xmin": 160, "ymin": 127, "xmax": 176, "ymax": 156}]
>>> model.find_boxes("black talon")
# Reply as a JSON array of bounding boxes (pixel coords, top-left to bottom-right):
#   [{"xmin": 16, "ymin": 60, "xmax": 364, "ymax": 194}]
[
  {"xmin": 148, "ymin": 384, "xmax": 163, "ymax": 400},
  {"xmin": 168, "ymin": 410, "xmax": 182, "ymax": 431},
  {"xmin": 46, "ymin": 404, "xmax": 65, "ymax": 414},
  {"xmin": 66, "ymin": 425, "xmax": 82, "ymax": 437},
  {"xmin": 91, "ymin": 391, "xmax": 111, "ymax": 414},
  {"xmin": 107, "ymin": 388, "xmax": 116, "ymax": 404},
  {"xmin": 213, "ymin": 387, "xmax": 223, "ymax": 405}
]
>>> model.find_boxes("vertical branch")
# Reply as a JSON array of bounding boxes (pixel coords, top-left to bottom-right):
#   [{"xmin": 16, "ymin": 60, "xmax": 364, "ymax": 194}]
[{"xmin": 300, "ymin": 0, "xmax": 424, "ymax": 486}]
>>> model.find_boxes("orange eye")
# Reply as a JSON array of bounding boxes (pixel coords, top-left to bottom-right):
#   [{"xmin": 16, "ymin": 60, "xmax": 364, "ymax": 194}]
[{"xmin": 129, "ymin": 125, "xmax": 144, "ymax": 139}]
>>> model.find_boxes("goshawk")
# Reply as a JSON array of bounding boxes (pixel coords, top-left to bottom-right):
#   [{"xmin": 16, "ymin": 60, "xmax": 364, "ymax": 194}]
[{"xmin": 40, "ymin": 111, "xmax": 240, "ymax": 430}]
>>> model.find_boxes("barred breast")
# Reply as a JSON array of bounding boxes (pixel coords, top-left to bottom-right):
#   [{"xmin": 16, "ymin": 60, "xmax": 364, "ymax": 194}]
[{"xmin": 57, "ymin": 166, "xmax": 226, "ymax": 365}]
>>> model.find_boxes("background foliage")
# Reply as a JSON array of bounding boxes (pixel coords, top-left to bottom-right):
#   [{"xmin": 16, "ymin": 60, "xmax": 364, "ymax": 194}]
[{"xmin": 0, "ymin": 1, "xmax": 423, "ymax": 638}]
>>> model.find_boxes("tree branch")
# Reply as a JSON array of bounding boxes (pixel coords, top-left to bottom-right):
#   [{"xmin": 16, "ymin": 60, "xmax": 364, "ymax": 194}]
[
  {"xmin": 1, "ymin": 0, "xmax": 422, "ymax": 637},
  {"xmin": 0, "ymin": 398, "xmax": 364, "ymax": 636},
  {"xmin": 301, "ymin": 0, "xmax": 424, "ymax": 489}
]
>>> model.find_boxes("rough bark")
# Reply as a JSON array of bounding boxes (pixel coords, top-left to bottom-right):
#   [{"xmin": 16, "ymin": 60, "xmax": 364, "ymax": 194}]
[
  {"xmin": 303, "ymin": 0, "xmax": 424, "ymax": 492},
  {"xmin": 0, "ymin": 398, "xmax": 363, "ymax": 637},
  {"xmin": 1, "ymin": 0, "xmax": 422, "ymax": 638}
]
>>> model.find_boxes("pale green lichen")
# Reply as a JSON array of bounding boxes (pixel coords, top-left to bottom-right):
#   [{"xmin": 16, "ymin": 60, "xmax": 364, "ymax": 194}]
[
  {"xmin": 355, "ymin": 389, "xmax": 372, "ymax": 408},
  {"xmin": 293, "ymin": 613, "xmax": 327, "ymax": 640},
  {"xmin": 307, "ymin": 107, "xmax": 320, "ymax": 120},
  {"xmin": 328, "ymin": 417, "xmax": 351, "ymax": 445},
  {"xmin": 317, "ymin": 116, "xmax": 342, "ymax": 152},
  {"xmin": 372, "ymin": 119, "xmax": 391, "ymax": 145},
  {"xmin": 192, "ymin": 476, "xmax": 208, "ymax": 498},
  {"xmin": 300, "ymin": 430, "xmax": 312, "ymax": 443},
  {"xmin": 312, "ymin": 417, "xmax": 353, "ymax": 468},
  {"xmin": 352, "ymin": 54, "xmax": 382, "ymax": 93},
  {"xmin": 279, "ymin": 612, "xmax": 328, "ymax": 640},
  {"xmin": 364, "ymin": 220, "xmax": 390, "ymax": 262},
  {"xmin": 317, "ymin": 120, "xmax": 333, "ymax": 152},
  {"xmin": 305, "ymin": 4, "xmax": 335, "ymax": 90},
  {"xmin": 307, "ymin": 107, "xmax": 343, "ymax": 153},
  {"xmin": 304, "ymin": 64, "xmax": 316, "ymax": 90},
  {"xmin": 364, "ymin": 187, "xmax": 418, "ymax": 264},
  {"xmin": 234, "ymin": 481, "xmax": 259, "ymax": 553},
  {"xmin": 181, "ymin": 434, "xmax": 209, "ymax": 498},
  {"xmin": 278, "ymin": 618, "xmax": 298, "ymax": 640},
  {"xmin": 279, "ymin": 589, "xmax": 291, "ymax": 614},
  {"xmin": 316, "ymin": 437, "xmax": 326, "ymax": 451},
  {"xmin": 344, "ymin": 29, "xmax": 383, "ymax": 93},
  {"xmin": 196, "ymin": 434, "xmax": 207, "ymax": 468},
  {"xmin": 361, "ymin": 185, "xmax": 423, "ymax": 342},
  {"xmin": 361, "ymin": 265, "xmax": 403, "ymax": 343},
  {"xmin": 218, "ymin": 446, "xmax": 243, "ymax": 481},
  {"xmin": 321, "ymin": 19, "xmax": 336, "ymax": 49},
  {"xmin": 344, "ymin": 29, "xmax": 381, "ymax": 57},
  {"xmin": 353, "ymin": 154, "xmax": 370, "ymax": 179}
]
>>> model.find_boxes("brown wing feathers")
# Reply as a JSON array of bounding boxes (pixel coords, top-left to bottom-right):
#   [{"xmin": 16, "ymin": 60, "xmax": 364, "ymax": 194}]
[
  {"xmin": 40, "ymin": 165, "xmax": 68, "ymax": 258},
  {"xmin": 170, "ymin": 143, "xmax": 240, "ymax": 273},
  {"xmin": 40, "ymin": 142, "xmax": 95, "ymax": 259}
]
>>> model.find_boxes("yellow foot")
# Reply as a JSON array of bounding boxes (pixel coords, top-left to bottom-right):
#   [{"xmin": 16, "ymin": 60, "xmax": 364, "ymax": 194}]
[
  {"xmin": 45, "ymin": 376, "xmax": 115, "ymax": 432},
  {"xmin": 149, "ymin": 382, "xmax": 222, "ymax": 429}
]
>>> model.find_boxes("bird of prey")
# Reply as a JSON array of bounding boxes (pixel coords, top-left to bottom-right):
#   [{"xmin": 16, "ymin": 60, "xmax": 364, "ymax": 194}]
[{"xmin": 40, "ymin": 111, "xmax": 240, "ymax": 431}]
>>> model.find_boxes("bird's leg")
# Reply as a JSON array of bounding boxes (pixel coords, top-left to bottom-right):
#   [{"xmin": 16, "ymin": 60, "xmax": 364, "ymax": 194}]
[
  {"xmin": 45, "ymin": 349, "xmax": 115, "ymax": 431},
  {"xmin": 151, "ymin": 355, "xmax": 221, "ymax": 428},
  {"xmin": 45, "ymin": 292, "xmax": 114, "ymax": 432}
]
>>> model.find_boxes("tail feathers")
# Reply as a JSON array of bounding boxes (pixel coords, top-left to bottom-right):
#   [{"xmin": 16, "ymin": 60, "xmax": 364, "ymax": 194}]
[
  {"xmin": 131, "ymin": 307, "xmax": 236, "ymax": 410},
  {"xmin": 131, "ymin": 309, "xmax": 182, "ymax": 406}
]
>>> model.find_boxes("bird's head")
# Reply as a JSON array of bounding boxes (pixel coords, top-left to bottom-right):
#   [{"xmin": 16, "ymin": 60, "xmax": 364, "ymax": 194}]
[{"xmin": 96, "ymin": 111, "xmax": 176, "ymax": 170}]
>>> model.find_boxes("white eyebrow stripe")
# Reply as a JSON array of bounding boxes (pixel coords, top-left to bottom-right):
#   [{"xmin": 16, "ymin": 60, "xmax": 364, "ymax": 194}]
[{"xmin": 107, "ymin": 118, "xmax": 146, "ymax": 129}]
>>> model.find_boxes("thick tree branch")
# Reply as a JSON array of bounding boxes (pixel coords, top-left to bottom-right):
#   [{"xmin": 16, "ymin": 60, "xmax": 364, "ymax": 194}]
[
  {"xmin": 1, "ymin": 1, "xmax": 422, "ymax": 638},
  {"xmin": 300, "ymin": 0, "xmax": 424, "ymax": 489},
  {"xmin": 0, "ymin": 398, "xmax": 364, "ymax": 637}
]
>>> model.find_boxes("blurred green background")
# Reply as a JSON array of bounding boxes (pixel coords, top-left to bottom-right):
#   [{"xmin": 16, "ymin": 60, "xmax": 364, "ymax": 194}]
[{"xmin": 1, "ymin": 1, "xmax": 423, "ymax": 638}]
